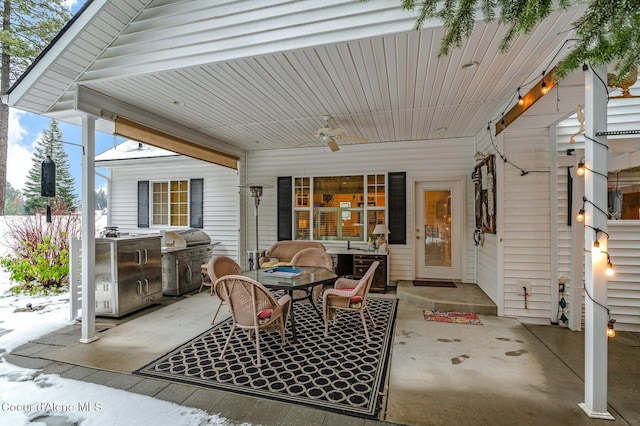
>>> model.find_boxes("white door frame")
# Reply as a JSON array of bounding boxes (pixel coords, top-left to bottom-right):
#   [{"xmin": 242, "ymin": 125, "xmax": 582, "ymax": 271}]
[{"xmin": 414, "ymin": 178, "xmax": 465, "ymax": 281}]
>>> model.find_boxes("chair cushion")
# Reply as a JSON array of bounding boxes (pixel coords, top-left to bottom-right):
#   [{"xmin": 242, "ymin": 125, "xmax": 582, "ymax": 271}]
[
  {"xmin": 258, "ymin": 309, "xmax": 273, "ymax": 319},
  {"xmin": 327, "ymin": 288, "xmax": 362, "ymax": 303}
]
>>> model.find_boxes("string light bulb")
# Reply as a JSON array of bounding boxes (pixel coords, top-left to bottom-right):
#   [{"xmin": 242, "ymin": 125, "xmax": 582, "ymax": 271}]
[
  {"xmin": 517, "ymin": 88, "xmax": 524, "ymax": 106},
  {"xmin": 607, "ymin": 319, "xmax": 616, "ymax": 338},
  {"xmin": 541, "ymin": 80, "xmax": 549, "ymax": 95},
  {"xmin": 576, "ymin": 208, "xmax": 585, "ymax": 223},
  {"xmin": 576, "ymin": 161, "xmax": 585, "ymax": 176},
  {"xmin": 606, "ymin": 255, "xmax": 615, "ymax": 276},
  {"xmin": 593, "ymin": 239, "xmax": 601, "ymax": 256}
]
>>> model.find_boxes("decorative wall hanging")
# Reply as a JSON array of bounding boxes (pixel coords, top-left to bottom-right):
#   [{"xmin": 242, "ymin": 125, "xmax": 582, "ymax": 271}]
[{"xmin": 474, "ymin": 154, "xmax": 496, "ymax": 233}]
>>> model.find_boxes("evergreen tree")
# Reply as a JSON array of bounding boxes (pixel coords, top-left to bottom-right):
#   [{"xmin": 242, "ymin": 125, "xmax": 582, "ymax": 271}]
[
  {"xmin": 375, "ymin": 0, "xmax": 639, "ymax": 79},
  {"xmin": 4, "ymin": 181, "xmax": 23, "ymax": 214},
  {"xmin": 23, "ymin": 119, "xmax": 75, "ymax": 214},
  {"xmin": 0, "ymin": 1, "xmax": 72, "ymax": 215}
]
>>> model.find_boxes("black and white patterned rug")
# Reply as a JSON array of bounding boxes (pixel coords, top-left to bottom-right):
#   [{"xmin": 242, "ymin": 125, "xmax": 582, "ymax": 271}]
[{"xmin": 134, "ymin": 297, "xmax": 397, "ymax": 419}]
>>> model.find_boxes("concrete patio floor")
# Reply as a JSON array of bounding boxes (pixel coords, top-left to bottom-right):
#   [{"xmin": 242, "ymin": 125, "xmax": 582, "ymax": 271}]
[{"xmin": 6, "ymin": 287, "xmax": 640, "ymax": 426}]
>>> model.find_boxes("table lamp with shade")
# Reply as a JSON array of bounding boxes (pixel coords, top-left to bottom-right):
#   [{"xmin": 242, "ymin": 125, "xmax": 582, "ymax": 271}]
[{"xmin": 372, "ymin": 223, "xmax": 390, "ymax": 252}]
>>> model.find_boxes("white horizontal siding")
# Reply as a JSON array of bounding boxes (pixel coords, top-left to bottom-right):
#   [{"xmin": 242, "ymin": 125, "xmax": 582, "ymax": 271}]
[
  {"xmin": 105, "ymin": 157, "xmax": 240, "ymax": 261},
  {"xmin": 245, "ymin": 138, "xmax": 476, "ymax": 284},
  {"xmin": 502, "ymin": 129, "xmax": 552, "ymax": 322},
  {"xmin": 607, "ymin": 222, "xmax": 640, "ymax": 331}
]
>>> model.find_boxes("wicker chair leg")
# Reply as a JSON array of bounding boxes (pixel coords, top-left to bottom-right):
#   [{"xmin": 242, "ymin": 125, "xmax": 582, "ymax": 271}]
[
  {"xmin": 220, "ymin": 324, "xmax": 236, "ymax": 360},
  {"xmin": 365, "ymin": 306, "xmax": 376, "ymax": 329},
  {"xmin": 210, "ymin": 302, "xmax": 223, "ymax": 324},
  {"xmin": 360, "ymin": 311, "xmax": 371, "ymax": 342}
]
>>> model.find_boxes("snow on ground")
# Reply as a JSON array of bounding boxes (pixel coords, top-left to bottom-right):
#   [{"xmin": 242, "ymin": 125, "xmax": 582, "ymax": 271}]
[{"xmin": 0, "ymin": 219, "xmax": 235, "ymax": 425}]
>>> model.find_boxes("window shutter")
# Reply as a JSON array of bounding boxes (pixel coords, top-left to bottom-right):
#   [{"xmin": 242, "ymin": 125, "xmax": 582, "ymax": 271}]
[
  {"xmin": 190, "ymin": 178, "xmax": 204, "ymax": 229},
  {"xmin": 138, "ymin": 181, "xmax": 150, "ymax": 228},
  {"xmin": 277, "ymin": 176, "xmax": 293, "ymax": 241},
  {"xmin": 388, "ymin": 172, "xmax": 406, "ymax": 244}
]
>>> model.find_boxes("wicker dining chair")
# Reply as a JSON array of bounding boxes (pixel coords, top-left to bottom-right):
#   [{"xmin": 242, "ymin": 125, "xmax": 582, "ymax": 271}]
[
  {"xmin": 322, "ymin": 261, "xmax": 379, "ymax": 342},
  {"xmin": 201, "ymin": 256, "xmax": 242, "ymax": 324},
  {"xmin": 291, "ymin": 247, "xmax": 334, "ymax": 306},
  {"xmin": 215, "ymin": 275, "xmax": 292, "ymax": 367}
]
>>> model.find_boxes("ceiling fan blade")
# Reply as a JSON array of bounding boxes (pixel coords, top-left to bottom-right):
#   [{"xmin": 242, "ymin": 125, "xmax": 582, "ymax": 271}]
[
  {"xmin": 328, "ymin": 128, "xmax": 346, "ymax": 136},
  {"xmin": 338, "ymin": 135, "xmax": 368, "ymax": 144},
  {"xmin": 327, "ymin": 139, "xmax": 340, "ymax": 152}
]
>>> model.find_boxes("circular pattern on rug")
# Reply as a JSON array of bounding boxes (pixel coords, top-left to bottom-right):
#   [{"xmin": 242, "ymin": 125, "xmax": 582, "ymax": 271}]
[{"xmin": 135, "ymin": 298, "xmax": 397, "ymax": 419}]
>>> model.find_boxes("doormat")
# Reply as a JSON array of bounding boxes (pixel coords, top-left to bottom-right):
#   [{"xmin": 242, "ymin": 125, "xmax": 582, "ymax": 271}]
[
  {"xmin": 413, "ymin": 280, "xmax": 457, "ymax": 288},
  {"xmin": 423, "ymin": 310, "xmax": 482, "ymax": 325},
  {"xmin": 135, "ymin": 298, "xmax": 398, "ymax": 419}
]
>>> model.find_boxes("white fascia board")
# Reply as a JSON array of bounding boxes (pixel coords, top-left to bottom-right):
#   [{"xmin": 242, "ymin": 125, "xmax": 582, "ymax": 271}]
[{"xmin": 6, "ymin": 0, "xmax": 112, "ymax": 109}]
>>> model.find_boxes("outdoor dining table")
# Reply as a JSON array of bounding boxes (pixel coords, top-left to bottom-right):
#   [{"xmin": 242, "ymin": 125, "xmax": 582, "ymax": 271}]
[{"xmin": 241, "ymin": 266, "xmax": 337, "ymax": 343}]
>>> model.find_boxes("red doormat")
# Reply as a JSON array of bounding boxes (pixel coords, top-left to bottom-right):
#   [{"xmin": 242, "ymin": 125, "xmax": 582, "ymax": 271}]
[
  {"xmin": 423, "ymin": 310, "xmax": 482, "ymax": 325},
  {"xmin": 413, "ymin": 280, "xmax": 457, "ymax": 288}
]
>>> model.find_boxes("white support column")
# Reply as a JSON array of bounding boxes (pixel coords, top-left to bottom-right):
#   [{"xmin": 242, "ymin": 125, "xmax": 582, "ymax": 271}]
[
  {"xmin": 579, "ymin": 65, "xmax": 612, "ymax": 420},
  {"xmin": 80, "ymin": 115, "xmax": 99, "ymax": 344}
]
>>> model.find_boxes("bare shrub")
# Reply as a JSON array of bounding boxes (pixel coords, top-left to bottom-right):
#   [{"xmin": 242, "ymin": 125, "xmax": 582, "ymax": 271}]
[{"xmin": 0, "ymin": 202, "xmax": 81, "ymax": 294}]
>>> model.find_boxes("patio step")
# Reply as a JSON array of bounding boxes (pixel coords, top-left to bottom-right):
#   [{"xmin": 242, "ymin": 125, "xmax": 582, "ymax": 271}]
[{"xmin": 395, "ymin": 280, "xmax": 497, "ymax": 316}]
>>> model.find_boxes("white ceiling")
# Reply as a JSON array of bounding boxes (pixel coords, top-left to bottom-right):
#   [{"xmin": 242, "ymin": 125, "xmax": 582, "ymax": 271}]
[{"xmin": 8, "ymin": 0, "xmax": 589, "ymax": 155}]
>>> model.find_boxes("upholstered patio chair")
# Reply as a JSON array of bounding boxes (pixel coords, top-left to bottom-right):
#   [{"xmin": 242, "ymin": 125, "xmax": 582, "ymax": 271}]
[
  {"xmin": 201, "ymin": 256, "xmax": 242, "ymax": 324},
  {"xmin": 215, "ymin": 275, "xmax": 292, "ymax": 367},
  {"xmin": 291, "ymin": 247, "xmax": 334, "ymax": 306},
  {"xmin": 322, "ymin": 261, "xmax": 379, "ymax": 342}
]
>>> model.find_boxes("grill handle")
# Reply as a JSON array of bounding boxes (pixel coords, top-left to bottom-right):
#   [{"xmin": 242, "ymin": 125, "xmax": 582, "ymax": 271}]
[
  {"xmin": 186, "ymin": 264, "xmax": 193, "ymax": 285},
  {"xmin": 144, "ymin": 278, "xmax": 149, "ymax": 294},
  {"xmin": 137, "ymin": 280, "xmax": 142, "ymax": 295},
  {"xmin": 135, "ymin": 250, "xmax": 142, "ymax": 266},
  {"xmin": 143, "ymin": 249, "xmax": 148, "ymax": 265}
]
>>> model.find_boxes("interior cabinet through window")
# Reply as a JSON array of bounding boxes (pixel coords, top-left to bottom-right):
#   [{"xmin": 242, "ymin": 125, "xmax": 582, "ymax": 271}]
[{"xmin": 294, "ymin": 174, "xmax": 386, "ymax": 242}]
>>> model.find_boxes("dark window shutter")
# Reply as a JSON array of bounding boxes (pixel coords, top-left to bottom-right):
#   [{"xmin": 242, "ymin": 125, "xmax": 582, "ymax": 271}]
[
  {"xmin": 190, "ymin": 178, "xmax": 204, "ymax": 228},
  {"xmin": 277, "ymin": 176, "xmax": 293, "ymax": 241},
  {"xmin": 388, "ymin": 172, "xmax": 406, "ymax": 244},
  {"xmin": 137, "ymin": 181, "xmax": 150, "ymax": 228}
]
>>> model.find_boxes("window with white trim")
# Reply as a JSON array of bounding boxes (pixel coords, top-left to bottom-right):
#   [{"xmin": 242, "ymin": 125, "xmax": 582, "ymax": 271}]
[
  {"xmin": 152, "ymin": 180, "xmax": 189, "ymax": 226},
  {"xmin": 293, "ymin": 174, "xmax": 386, "ymax": 241}
]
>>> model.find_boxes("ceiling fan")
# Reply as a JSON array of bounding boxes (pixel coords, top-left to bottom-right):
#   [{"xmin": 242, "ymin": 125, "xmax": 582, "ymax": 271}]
[{"xmin": 302, "ymin": 115, "xmax": 368, "ymax": 152}]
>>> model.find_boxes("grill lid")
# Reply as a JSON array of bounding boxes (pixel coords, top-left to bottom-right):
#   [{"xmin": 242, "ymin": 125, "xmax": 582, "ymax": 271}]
[{"xmin": 163, "ymin": 229, "xmax": 211, "ymax": 248}]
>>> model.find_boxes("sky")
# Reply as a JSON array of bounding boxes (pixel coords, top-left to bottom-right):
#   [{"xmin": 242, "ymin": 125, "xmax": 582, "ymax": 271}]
[{"xmin": 7, "ymin": 0, "xmax": 121, "ymax": 199}]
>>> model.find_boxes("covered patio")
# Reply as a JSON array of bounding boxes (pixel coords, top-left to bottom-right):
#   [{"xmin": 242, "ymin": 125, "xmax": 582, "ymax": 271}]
[
  {"xmin": 4, "ymin": 0, "xmax": 640, "ymax": 423},
  {"xmin": 6, "ymin": 288, "xmax": 639, "ymax": 425}
]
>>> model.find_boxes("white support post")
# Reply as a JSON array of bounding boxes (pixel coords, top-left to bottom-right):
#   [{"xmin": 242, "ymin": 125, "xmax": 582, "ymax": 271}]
[
  {"xmin": 80, "ymin": 115, "xmax": 99, "ymax": 344},
  {"xmin": 579, "ymin": 65, "xmax": 613, "ymax": 420}
]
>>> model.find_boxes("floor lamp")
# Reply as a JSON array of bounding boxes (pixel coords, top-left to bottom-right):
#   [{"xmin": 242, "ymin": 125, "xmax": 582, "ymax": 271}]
[{"xmin": 240, "ymin": 184, "xmax": 272, "ymax": 269}]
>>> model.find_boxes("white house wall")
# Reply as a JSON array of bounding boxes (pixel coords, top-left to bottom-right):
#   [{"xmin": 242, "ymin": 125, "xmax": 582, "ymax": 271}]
[
  {"xmin": 244, "ymin": 138, "xmax": 476, "ymax": 284},
  {"xmin": 102, "ymin": 157, "xmax": 240, "ymax": 260},
  {"xmin": 473, "ymin": 130, "xmax": 500, "ymax": 307},
  {"xmin": 502, "ymin": 129, "xmax": 552, "ymax": 323}
]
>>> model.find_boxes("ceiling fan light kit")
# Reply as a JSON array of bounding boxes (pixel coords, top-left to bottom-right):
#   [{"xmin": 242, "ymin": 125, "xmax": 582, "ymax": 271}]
[{"xmin": 301, "ymin": 115, "xmax": 368, "ymax": 152}]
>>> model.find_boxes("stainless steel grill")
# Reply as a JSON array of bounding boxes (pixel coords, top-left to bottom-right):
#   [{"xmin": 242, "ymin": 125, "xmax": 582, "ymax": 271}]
[{"xmin": 161, "ymin": 229, "xmax": 219, "ymax": 296}]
